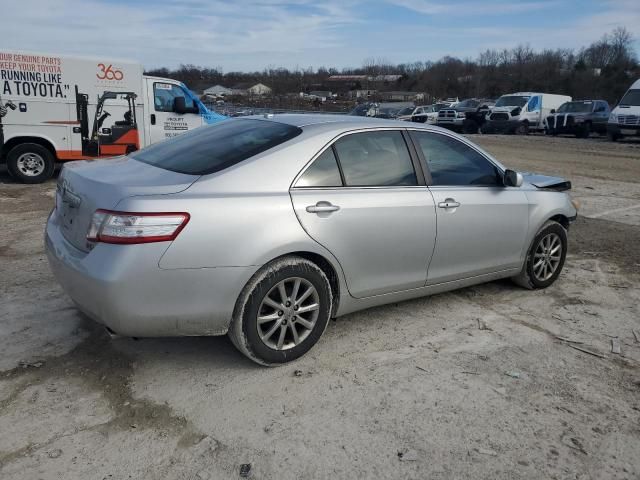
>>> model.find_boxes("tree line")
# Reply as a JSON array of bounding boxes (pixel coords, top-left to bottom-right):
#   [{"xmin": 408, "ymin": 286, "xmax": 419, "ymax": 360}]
[{"xmin": 146, "ymin": 28, "xmax": 638, "ymax": 105}]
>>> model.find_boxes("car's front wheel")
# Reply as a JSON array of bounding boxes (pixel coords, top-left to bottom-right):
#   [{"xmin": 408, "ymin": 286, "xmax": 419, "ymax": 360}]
[
  {"xmin": 228, "ymin": 256, "xmax": 333, "ymax": 365},
  {"xmin": 512, "ymin": 220, "xmax": 567, "ymax": 289}
]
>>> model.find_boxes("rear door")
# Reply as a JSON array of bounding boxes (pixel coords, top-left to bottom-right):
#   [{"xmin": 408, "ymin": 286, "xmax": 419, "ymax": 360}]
[
  {"xmin": 145, "ymin": 79, "xmax": 204, "ymax": 145},
  {"xmin": 409, "ymin": 130, "xmax": 529, "ymax": 284},
  {"xmin": 290, "ymin": 129, "xmax": 436, "ymax": 298}
]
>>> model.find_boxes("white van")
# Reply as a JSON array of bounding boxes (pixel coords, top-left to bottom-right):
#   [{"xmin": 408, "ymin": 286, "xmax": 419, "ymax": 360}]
[
  {"xmin": 0, "ymin": 50, "xmax": 226, "ymax": 183},
  {"xmin": 482, "ymin": 92, "xmax": 571, "ymax": 134},
  {"xmin": 607, "ymin": 79, "xmax": 640, "ymax": 141}
]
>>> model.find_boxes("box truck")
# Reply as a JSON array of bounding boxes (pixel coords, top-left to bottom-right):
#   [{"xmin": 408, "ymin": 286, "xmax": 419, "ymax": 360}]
[{"xmin": 0, "ymin": 50, "xmax": 225, "ymax": 183}]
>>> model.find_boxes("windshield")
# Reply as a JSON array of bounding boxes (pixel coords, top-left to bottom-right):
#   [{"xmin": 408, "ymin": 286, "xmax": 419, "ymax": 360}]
[
  {"xmin": 495, "ymin": 96, "xmax": 530, "ymax": 108},
  {"xmin": 557, "ymin": 101, "xmax": 593, "ymax": 113},
  {"xmin": 350, "ymin": 104, "xmax": 372, "ymax": 116},
  {"xmin": 433, "ymin": 103, "xmax": 448, "ymax": 112},
  {"xmin": 132, "ymin": 119, "xmax": 302, "ymax": 175},
  {"xmin": 397, "ymin": 107, "xmax": 415, "ymax": 116},
  {"xmin": 455, "ymin": 99, "xmax": 479, "ymax": 109},
  {"xmin": 619, "ymin": 89, "xmax": 640, "ymax": 107}
]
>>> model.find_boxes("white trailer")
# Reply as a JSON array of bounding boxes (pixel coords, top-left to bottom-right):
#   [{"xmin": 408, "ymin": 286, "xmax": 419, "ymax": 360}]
[{"xmin": 0, "ymin": 50, "xmax": 225, "ymax": 183}]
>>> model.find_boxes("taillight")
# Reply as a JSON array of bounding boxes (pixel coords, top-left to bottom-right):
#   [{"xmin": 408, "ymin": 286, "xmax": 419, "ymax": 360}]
[{"xmin": 87, "ymin": 210, "xmax": 190, "ymax": 244}]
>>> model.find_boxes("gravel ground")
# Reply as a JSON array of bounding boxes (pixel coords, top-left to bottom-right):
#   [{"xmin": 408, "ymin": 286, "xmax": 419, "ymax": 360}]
[{"xmin": 1, "ymin": 134, "xmax": 639, "ymax": 479}]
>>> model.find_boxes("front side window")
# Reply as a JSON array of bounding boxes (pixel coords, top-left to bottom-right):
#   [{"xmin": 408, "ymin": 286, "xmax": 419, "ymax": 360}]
[
  {"xmin": 526, "ymin": 96, "xmax": 540, "ymax": 112},
  {"xmin": 296, "ymin": 148, "xmax": 343, "ymax": 187},
  {"xmin": 334, "ymin": 131, "xmax": 417, "ymax": 187},
  {"xmin": 132, "ymin": 119, "xmax": 302, "ymax": 175},
  {"xmin": 154, "ymin": 83, "xmax": 195, "ymax": 112},
  {"xmin": 412, "ymin": 131, "xmax": 500, "ymax": 186}
]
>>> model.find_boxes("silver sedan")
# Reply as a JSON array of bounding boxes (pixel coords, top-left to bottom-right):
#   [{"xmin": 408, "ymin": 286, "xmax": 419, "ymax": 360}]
[{"xmin": 45, "ymin": 115, "xmax": 578, "ymax": 365}]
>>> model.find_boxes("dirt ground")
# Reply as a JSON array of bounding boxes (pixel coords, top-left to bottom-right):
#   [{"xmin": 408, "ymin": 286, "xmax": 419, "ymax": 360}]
[{"xmin": 1, "ymin": 134, "xmax": 639, "ymax": 480}]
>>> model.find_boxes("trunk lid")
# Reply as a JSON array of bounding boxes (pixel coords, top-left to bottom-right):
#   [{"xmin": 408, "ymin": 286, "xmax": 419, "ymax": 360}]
[{"xmin": 56, "ymin": 157, "xmax": 198, "ymax": 252}]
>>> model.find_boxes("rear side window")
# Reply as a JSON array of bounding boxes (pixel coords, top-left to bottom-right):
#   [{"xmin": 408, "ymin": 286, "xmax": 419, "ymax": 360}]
[
  {"xmin": 412, "ymin": 131, "xmax": 500, "ymax": 186},
  {"xmin": 132, "ymin": 119, "xmax": 302, "ymax": 175},
  {"xmin": 296, "ymin": 148, "xmax": 343, "ymax": 187},
  {"xmin": 334, "ymin": 131, "xmax": 417, "ymax": 186}
]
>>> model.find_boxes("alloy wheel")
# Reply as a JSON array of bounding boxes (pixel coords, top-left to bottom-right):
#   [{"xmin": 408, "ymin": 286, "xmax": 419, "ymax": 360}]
[
  {"xmin": 532, "ymin": 233, "xmax": 562, "ymax": 282},
  {"xmin": 256, "ymin": 277, "xmax": 320, "ymax": 351}
]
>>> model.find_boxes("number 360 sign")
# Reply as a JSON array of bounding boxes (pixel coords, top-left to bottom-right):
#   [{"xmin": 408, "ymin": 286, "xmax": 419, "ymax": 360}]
[{"xmin": 96, "ymin": 63, "xmax": 124, "ymax": 81}]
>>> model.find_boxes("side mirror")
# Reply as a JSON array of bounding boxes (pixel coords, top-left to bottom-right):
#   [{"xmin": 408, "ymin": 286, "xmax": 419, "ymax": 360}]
[
  {"xmin": 504, "ymin": 169, "xmax": 523, "ymax": 187},
  {"xmin": 173, "ymin": 97, "xmax": 199, "ymax": 114},
  {"xmin": 550, "ymin": 109, "xmax": 556, "ymax": 114}
]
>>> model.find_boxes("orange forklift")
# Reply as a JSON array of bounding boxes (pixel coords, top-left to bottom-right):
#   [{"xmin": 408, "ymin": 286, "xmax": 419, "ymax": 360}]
[{"xmin": 75, "ymin": 86, "xmax": 140, "ymax": 157}]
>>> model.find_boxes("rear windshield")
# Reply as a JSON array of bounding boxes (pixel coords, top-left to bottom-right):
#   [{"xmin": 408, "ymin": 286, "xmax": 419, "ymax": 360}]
[{"xmin": 132, "ymin": 119, "xmax": 302, "ymax": 175}]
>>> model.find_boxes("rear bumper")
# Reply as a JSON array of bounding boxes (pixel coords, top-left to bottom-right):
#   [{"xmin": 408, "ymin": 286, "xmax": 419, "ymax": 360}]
[{"xmin": 45, "ymin": 211, "xmax": 257, "ymax": 337}]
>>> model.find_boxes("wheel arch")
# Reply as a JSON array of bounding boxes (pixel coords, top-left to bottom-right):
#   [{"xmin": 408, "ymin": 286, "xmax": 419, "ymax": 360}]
[
  {"xmin": 549, "ymin": 214, "xmax": 570, "ymax": 230},
  {"xmin": 1, "ymin": 135, "xmax": 57, "ymax": 162},
  {"xmin": 289, "ymin": 251, "xmax": 341, "ymax": 316}
]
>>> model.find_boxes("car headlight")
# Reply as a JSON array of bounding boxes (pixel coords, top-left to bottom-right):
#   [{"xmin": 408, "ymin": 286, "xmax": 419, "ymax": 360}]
[
  {"xmin": 456, "ymin": 112, "xmax": 466, "ymax": 118},
  {"xmin": 609, "ymin": 113, "xmax": 617, "ymax": 123}
]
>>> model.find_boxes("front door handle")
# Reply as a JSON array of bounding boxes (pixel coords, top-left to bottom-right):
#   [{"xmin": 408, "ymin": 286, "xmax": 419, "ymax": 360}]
[
  {"xmin": 306, "ymin": 202, "xmax": 340, "ymax": 213},
  {"xmin": 438, "ymin": 198, "xmax": 460, "ymax": 209}
]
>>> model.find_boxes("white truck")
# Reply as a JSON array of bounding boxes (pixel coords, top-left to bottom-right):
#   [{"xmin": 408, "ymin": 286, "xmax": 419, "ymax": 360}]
[
  {"xmin": 482, "ymin": 92, "xmax": 571, "ymax": 135},
  {"xmin": 607, "ymin": 78, "xmax": 640, "ymax": 141},
  {"xmin": 0, "ymin": 50, "xmax": 225, "ymax": 183}
]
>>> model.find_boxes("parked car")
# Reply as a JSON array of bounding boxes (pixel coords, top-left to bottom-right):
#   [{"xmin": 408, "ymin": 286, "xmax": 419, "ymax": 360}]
[
  {"xmin": 607, "ymin": 79, "xmax": 640, "ymax": 141},
  {"xmin": 46, "ymin": 115, "xmax": 577, "ymax": 365},
  {"xmin": 411, "ymin": 103, "xmax": 447, "ymax": 124},
  {"xmin": 545, "ymin": 100, "xmax": 610, "ymax": 138},
  {"xmin": 436, "ymin": 98, "xmax": 495, "ymax": 133},
  {"xmin": 396, "ymin": 105, "xmax": 425, "ymax": 121},
  {"xmin": 482, "ymin": 92, "xmax": 571, "ymax": 134}
]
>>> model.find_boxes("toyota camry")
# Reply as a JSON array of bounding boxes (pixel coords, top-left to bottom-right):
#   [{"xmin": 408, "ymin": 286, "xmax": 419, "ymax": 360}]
[{"xmin": 46, "ymin": 115, "xmax": 578, "ymax": 365}]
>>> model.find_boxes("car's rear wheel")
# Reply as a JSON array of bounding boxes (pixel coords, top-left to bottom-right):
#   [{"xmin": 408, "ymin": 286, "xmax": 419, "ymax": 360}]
[
  {"xmin": 7, "ymin": 143, "xmax": 55, "ymax": 184},
  {"xmin": 512, "ymin": 221, "xmax": 567, "ymax": 289},
  {"xmin": 228, "ymin": 256, "xmax": 332, "ymax": 366}
]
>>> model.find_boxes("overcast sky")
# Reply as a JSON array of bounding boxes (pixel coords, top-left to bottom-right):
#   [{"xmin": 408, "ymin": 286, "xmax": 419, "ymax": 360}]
[{"xmin": 3, "ymin": 0, "xmax": 639, "ymax": 71}]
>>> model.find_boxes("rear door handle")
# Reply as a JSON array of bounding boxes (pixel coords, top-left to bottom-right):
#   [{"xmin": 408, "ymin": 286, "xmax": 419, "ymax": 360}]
[
  {"xmin": 438, "ymin": 198, "xmax": 460, "ymax": 209},
  {"xmin": 306, "ymin": 202, "xmax": 340, "ymax": 213},
  {"xmin": 150, "ymin": 114, "xmax": 156, "ymax": 125}
]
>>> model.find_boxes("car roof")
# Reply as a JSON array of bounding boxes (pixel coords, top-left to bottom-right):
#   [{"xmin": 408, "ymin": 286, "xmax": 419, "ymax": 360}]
[{"xmin": 243, "ymin": 113, "xmax": 418, "ymax": 130}]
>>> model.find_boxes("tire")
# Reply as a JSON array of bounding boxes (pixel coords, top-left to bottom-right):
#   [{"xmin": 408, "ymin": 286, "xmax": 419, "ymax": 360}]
[
  {"xmin": 578, "ymin": 122, "xmax": 591, "ymax": 139},
  {"xmin": 607, "ymin": 131, "xmax": 620, "ymax": 142},
  {"xmin": 512, "ymin": 221, "xmax": 567, "ymax": 290},
  {"xmin": 515, "ymin": 122, "xmax": 529, "ymax": 135},
  {"xmin": 228, "ymin": 256, "xmax": 333, "ymax": 366},
  {"xmin": 462, "ymin": 119, "xmax": 479, "ymax": 134},
  {"xmin": 6, "ymin": 143, "xmax": 55, "ymax": 184}
]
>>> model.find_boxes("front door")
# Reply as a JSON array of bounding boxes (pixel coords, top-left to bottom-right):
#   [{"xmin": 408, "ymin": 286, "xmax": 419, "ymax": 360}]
[
  {"xmin": 145, "ymin": 80, "xmax": 204, "ymax": 145},
  {"xmin": 409, "ymin": 130, "xmax": 529, "ymax": 284},
  {"xmin": 290, "ymin": 130, "xmax": 437, "ymax": 298}
]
